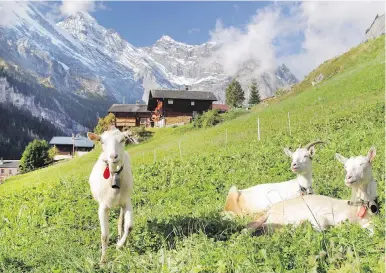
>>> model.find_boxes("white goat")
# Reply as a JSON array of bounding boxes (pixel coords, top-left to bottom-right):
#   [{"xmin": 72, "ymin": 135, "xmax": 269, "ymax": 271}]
[
  {"xmin": 247, "ymin": 147, "xmax": 378, "ymax": 234},
  {"xmin": 224, "ymin": 141, "xmax": 324, "ymax": 215},
  {"xmin": 87, "ymin": 127, "xmax": 134, "ymax": 264}
]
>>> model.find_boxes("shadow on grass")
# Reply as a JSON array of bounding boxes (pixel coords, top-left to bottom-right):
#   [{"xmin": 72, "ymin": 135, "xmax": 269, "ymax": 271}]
[{"xmin": 136, "ymin": 212, "xmax": 244, "ymax": 252}]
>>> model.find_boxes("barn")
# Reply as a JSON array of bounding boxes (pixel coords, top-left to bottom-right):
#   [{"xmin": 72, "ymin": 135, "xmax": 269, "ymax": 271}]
[
  {"xmin": 147, "ymin": 89, "xmax": 217, "ymax": 127},
  {"xmin": 108, "ymin": 104, "xmax": 152, "ymax": 129},
  {"xmin": 49, "ymin": 136, "xmax": 95, "ymax": 160}
]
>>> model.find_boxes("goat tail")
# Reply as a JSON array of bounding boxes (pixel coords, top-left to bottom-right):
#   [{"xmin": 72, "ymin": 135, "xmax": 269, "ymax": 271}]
[{"xmin": 224, "ymin": 185, "xmax": 242, "ymax": 215}]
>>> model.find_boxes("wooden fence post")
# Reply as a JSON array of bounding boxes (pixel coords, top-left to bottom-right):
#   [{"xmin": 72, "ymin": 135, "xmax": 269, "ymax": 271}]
[
  {"xmin": 257, "ymin": 118, "xmax": 261, "ymax": 141},
  {"xmin": 288, "ymin": 112, "xmax": 292, "ymax": 136},
  {"xmin": 179, "ymin": 141, "xmax": 182, "ymax": 159}
]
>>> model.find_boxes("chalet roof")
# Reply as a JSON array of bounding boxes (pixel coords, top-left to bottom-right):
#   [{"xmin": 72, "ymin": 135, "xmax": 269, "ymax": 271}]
[
  {"xmin": 150, "ymin": 90, "xmax": 217, "ymax": 101},
  {"xmin": 212, "ymin": 104, "xmax": 229, "ymax": 111},
  {"xmin": 108, "ymin": 104, "xmax": 150, "ymax": 113},
  {"xmin": 49, "ymin": 136, "xmax": 95, "ymax": 148},
  {"xmin": 0, "ymin": 160, "xmax": 20, "ymax": 169}
]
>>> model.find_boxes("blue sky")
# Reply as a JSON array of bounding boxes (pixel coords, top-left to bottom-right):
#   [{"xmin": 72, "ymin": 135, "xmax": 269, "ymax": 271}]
[
  {"xmin": 36, "ymin": 1, "xmax": 382, "ymax": 78},
  {"xmin": 90, "ymin": 2, "xmax": 270, "ymax": 47}
]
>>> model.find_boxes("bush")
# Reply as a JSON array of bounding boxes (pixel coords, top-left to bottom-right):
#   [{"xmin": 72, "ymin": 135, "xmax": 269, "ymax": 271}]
[
  {"xmin": 194, "ymin": 109, "xmax": 223, "ymax": 128},
  {"xmin": 222, "ymin": 108, "xmax": 249, "ymax": 122},
  {"xmin": 94, "ymin": 113, "xmax": 115, "ymax": 134},
  {"xmin": 20, "ymin": 139, "xmax": 51, "ymax": 173},
  {"xmin": 48, "ymin": 145, "xmax": 59, "ymax": 161},
  {"xmin": 123, "ymin": 126, "xmax": 154, "ymax": 143}
]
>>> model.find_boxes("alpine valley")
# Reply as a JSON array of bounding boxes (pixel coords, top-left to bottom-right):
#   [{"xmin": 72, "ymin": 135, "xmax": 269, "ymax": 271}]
[{"xmin": 0, "ymin": 2, "xmax": 297, "ymax": 158}]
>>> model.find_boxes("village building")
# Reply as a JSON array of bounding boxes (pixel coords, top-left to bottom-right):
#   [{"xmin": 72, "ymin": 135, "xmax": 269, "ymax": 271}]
[
  {"xmin": 108, "ymin": 103, "xmax": 152, "ymax": 129},
  {"xmin": 212, "ymin": 103, "xmax": 229, "ymax": 113},
  {"xmin": 147, "ymin": 89, "xmax": 217, "ymax": 127},
  {"xmin": 49, "ymin": 135, "xmax": 95, "ymax": 160},
  {"xmin": 0, "ymin": 158, "xmax": 20, "ymax": 182}
]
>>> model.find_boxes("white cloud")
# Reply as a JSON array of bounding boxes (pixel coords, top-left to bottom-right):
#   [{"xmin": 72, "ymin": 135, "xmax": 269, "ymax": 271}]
[
  {"xmin": 280, "ymin": 1, "xmax": 384, "ymax": 79},
  {"xmin": 0, "ymin": 1, "xmax": 30, "ymax": 26},
  {"xmin": 59, "ymin": 0, "xmax": 96, "ymax": 17},
  {"xmin": 188, "ymin": 28, "xmax": 200, "ymax": 34},
  {"xmin": 208, "ymin": 1, "xmax": 384, "ymax": 79},
  {"xmin": 207, "ymin": 5, "xmax": 283, "ymax": 76}
]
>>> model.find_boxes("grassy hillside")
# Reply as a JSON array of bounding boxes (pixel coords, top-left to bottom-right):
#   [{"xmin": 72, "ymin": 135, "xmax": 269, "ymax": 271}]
[{"xmin": 0, "ymin": 36, "xmax": 384, "ymax": 273}]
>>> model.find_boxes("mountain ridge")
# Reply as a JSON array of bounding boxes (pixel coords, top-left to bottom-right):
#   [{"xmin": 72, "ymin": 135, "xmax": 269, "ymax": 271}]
[{"xmin": 0, "ymin": 2, "xmax": 297, "ymax": 134}]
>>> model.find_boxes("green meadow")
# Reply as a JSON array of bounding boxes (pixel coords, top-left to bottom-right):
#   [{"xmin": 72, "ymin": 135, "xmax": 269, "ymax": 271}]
[{"xmin": 0, "ymin": 36, "xmax": 384, "ymax": 273}]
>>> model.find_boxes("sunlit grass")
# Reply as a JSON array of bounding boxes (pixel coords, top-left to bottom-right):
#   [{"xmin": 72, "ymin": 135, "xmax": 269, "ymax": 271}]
[{"xmin": 0, "ymin": 36, "xmax": 384, "ymax": 273}]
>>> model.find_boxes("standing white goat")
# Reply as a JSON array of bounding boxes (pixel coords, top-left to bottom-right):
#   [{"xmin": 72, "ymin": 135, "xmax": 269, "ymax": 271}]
[
  {"xmin": 247, "ymin": 147, "xmax": 378, "ymax": 233},
  {"xmin": 224, "ymin": 141, "xmax": 324, "ymax": 215},
  {"xmin": 87, "ymin": 127, "xmax": 134, "ymax": 264}
]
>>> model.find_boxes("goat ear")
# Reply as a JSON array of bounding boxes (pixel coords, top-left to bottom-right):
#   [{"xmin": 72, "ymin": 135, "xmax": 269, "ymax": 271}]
[
  {"xmin": 367, "ymin": 146, "xmax": 376, "ymax": 162},
  {"xmin": 284, "ymin": 148, "xmax": 293, "ymax": 157},
  {"xmin": 87, "ymin": 132, "xmax": 101, "ymax": 142},
  {"xmin": 335, "ymin": 153, "xmax": 348, "ymax": 164}
]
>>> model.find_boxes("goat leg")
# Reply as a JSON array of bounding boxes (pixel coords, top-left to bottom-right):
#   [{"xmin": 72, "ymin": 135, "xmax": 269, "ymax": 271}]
[
  {"xmin": 117, "ymin": 199, "xmax": 134, "ymax": 249},
  {"xmin": 98, "ymin": 206, "xmax": 109, "ymax": 264},
  {"xmin": 118, "ymin": 207, "xmax": 124, "ymax": 240}
]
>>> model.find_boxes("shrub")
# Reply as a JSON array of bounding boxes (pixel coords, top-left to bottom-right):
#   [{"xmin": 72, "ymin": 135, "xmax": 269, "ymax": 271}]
[
  {"xmin": 48, "ymin": 145, "xmax": 59, "ymax": 161},
  {"xmin": 123, "ymin": 126, "xmax": 154, "ymax": 143},
  {"xmin": 94, "ymin": 113, "xmax": 115, "ymax": 134},
  {"xmin": 222, "ymin": 108, "xmax": 249, "ymax": 121},
  {"xmin": 20, "ymin": 139, "xmax": 51, "ymax": 173},
  {"xmin": 194, "ymin": 109, "xmax": 223, "ymax": 128}
]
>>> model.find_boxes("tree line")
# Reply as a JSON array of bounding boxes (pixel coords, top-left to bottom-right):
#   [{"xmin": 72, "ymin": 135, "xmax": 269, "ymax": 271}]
[{"xmin": 225, "ymin": 78, "xmax": 261, "ymax": 108}]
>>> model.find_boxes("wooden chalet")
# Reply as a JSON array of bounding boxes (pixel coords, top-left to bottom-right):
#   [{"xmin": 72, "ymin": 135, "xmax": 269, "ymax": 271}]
[
  {"xmin": 49, "ymin": 136, "xmax": 94, "ymax": 160},
  {"xmin": 147, "ymin": 89, "xmax": 217, "ymax": 127},
  {"xmin": 108, "ymin": 104, "xmax": 152, "ymax": 128},
  {"xmin": 0, "ymin": 158, "xmax": 20, "ymax": 182},
  {"xmin": 212, "ymin": 103, "xmax": 229, "ymax": 113}
]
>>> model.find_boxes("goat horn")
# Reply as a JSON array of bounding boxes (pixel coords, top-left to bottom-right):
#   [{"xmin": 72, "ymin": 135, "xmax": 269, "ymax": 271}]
[{"xmin": 304, "ymin": 140, "xmax": 325, "ymax": 150}]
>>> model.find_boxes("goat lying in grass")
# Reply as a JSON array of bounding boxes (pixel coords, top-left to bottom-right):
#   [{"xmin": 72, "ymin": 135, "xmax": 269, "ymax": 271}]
[
  {"xmin": 224, "ymin": 141, "xmax": 324, "ymax": 215},
  {"xmin": 247, "ymin": 147, "xmax": 378, "ymax": 234},
  {"xmin": 87, "ymin": 127, "xmax": 134, "ymax": 264}
]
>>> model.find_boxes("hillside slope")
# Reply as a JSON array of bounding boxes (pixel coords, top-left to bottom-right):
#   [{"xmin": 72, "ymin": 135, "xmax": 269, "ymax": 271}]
[{"xmin": 0, "ymin": 36, "xmax": 384, "ymax": 272}]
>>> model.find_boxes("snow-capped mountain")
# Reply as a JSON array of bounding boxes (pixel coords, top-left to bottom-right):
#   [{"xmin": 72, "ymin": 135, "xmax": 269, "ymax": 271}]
[
  {"xmin": 0, "ymin": 2, "xmax": 298, "ymax": 133},
  {"xmin": 142, "ymin": 35, "xmax": 298, "ymax": 102}
]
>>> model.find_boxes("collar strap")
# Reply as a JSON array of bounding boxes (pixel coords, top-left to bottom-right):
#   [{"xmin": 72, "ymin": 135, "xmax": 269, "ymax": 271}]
[
  {"xmin": 299, "ymin": 185, "xmax": 313, "ymax": 195},
  {"xmin": 113, "ymin": 165, "xmax": 124, "ymax": 175},
  {"xmin": 104, "ymin": 161, "xmax": 124, "ymax": 175},
  {"xmin": 347, "ymin": 200, "xmax": 369, "ymax": 206},
  {"xmin": 347, "ymin": 199, "xmax": 379, "ymax": 214}
]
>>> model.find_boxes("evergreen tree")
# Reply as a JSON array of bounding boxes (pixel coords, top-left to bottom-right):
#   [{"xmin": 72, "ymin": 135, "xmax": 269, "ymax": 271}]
[
  {"xmin": 225, "ymin": 79, "xmax": 245, "ymax": 107},
  {"xmin": 20, "ymin": 139, "xmax": 51, "ymax": 173},
  {"xmin": 248, "ymin": 79, "xmax": 261, "ymax": 105}
]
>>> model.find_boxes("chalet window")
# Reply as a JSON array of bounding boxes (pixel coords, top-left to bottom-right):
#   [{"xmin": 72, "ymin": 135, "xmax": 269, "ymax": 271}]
[
  {"xmin": 9, "ymin": 169, "xmax": 12, "ymax": 175},
  {"xmin": 0, "ymin": 169, "xmax": 3, "ymax": 174},
  {"xmin": 191, "ymin": 101, "xmax": 195, "ymax": 106},
  {"xmin": 168, "ymin": 99, "xmax": 174, "ymax": 104}
]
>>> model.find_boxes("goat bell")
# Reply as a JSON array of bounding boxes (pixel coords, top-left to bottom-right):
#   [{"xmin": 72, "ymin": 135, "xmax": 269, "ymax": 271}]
[{"xmin": 112, "ymin": 173, "xmax": 120, "ymax": 189}]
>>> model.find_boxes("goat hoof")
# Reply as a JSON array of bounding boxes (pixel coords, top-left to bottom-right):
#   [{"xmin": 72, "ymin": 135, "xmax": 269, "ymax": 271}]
[
  {"xmin": 99, "ymin": 256, "xmax": 107, "ymax": 266},
  {"xmin": 116, "ymin": 240, "xmax": 125, "ymax": 249}
]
